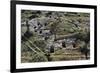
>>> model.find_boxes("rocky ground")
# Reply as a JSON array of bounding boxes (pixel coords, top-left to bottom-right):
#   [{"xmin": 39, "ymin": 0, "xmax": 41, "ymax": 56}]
[{"xmin": 21, "ymin": 10, "xmax": 90, "ymax": 63}]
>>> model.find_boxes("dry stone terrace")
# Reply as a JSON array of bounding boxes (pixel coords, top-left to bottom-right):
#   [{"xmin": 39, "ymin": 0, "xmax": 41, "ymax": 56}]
[{"xmin": 21, "ymin": 10, "xmax": 90, "ymax": 63}]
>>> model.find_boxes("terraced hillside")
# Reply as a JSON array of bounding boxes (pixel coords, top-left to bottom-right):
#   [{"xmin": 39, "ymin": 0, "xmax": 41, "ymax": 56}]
[{"xmin": 21, "ymin": 10, "xmax": 90, "ymax": 63}]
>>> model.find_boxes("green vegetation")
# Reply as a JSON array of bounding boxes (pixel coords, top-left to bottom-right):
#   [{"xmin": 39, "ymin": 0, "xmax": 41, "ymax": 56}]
[{"xmin": 21, "ymin": 10, "xmax": 90, "ymax": 63}]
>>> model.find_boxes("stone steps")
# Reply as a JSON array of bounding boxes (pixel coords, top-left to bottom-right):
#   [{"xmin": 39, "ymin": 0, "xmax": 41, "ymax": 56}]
[{"xmin": 50, "ymin": 49, "xmax": 89, "ymax": 61}]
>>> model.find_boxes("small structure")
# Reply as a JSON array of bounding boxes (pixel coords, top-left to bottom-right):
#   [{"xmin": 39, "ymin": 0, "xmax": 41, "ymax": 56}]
[
  {"xmin": 62, "ymin": 41, "xmax": 66, "ymax": 48},
  {"xmin": 49, "ymin": 45, "xmax": 54, "ymax": 53}
]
